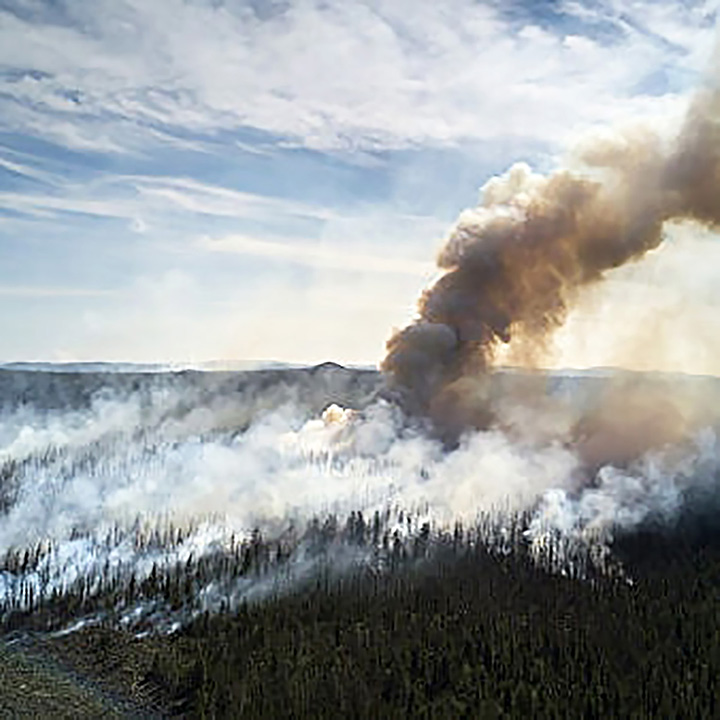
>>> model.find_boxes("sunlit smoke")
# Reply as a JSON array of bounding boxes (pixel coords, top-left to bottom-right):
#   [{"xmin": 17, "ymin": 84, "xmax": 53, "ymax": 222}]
[
  {"xmin": 2, "ymin": 366, "xmax": 720, "ymax": 631},
  {"xmin": 382, "ymin": 81, "xmax": 720, "ymax": 442},
  {"xmin": 4, "ymin": 65, "xmax": 720, "ymax": 636}
]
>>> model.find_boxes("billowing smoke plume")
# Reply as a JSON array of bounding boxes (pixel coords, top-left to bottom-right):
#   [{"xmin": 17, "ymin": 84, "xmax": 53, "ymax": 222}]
[
  {"xmin": 382, "ymin": 84, "xmax": 720, "ymax": 439},
  {"xmin": 5, "ymin": 77, "xmax": 720, "ymax": 636}
]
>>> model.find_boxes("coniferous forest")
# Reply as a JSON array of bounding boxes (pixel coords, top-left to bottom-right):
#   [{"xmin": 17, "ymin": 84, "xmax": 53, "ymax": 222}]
[
  {"xmin": 0, "ymin": 366, "xmax": 718, "ymax": 717},
  {"xmin": 0, "ymin": 509, "xmax": 719, "ymax": 718}
]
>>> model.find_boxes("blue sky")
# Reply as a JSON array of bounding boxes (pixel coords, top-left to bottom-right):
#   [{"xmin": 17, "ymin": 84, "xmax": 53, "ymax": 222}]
[{"xmin": 0, "ymin": 0, "xmax": 717, "ymax": 366}]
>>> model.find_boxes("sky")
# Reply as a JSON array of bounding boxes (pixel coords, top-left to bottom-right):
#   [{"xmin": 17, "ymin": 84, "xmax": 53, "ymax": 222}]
[{"xmin": 0, "ymin": 0, "xmax": 718, "ymax": 368}]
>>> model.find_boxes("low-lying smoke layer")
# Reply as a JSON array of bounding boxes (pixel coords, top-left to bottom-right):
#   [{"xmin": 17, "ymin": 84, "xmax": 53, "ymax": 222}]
[
  {"xmin": 2, "ymin": 368, "xmax": 720, "ymax": 633},
  {"xmin": 382, "ymin": 86, "xmax": 720, "ymax": 438},
  {"xmin": 5, "ymin": 80, "xmax": 720, "ymax": 633}
]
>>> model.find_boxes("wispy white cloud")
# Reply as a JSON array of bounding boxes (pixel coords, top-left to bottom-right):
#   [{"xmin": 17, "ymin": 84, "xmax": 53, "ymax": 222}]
[
  {"xmin": 1, "ymin": 0, "xmax": 717, "ymax": 365},
  {"xmin": 0, "ymin": 154, "xmax": 57, "ymax": 184},
  {"xmin": 0, "ymin": 189, "xmax": 137, "ymax": 219},
  {"xmin": 0, "ymin": 285, "xmax": 115, "ymax": 298},
  {"xmin": 0, "ymin": 0, "xmax": 714, "ymax": 154},
  {"xmin": 129, "ymin": 176, "xmax": 335, "ymax": 222},
  {"xmin": 198, "ymin": 233, "xmax": 437, "ymax": 277},
  {"xmin": 0, "ymin": 172, "xmax": 333, "ymax": 226}
]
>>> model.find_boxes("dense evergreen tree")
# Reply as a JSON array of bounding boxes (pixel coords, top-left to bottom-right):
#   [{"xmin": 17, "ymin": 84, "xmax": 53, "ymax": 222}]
[{"xmin": 1, "ymin": 512, "xmax": 718, "ymax": 718}]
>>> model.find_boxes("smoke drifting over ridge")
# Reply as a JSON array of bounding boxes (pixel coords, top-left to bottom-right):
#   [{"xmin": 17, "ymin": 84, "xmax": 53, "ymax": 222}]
[
  {"xmin": 382, "ymin": 83, "xmax": 720, "ymax": 437},
  {"xmin": 7, "ymin": 72, "xmax": 720, "ymax": 637}
]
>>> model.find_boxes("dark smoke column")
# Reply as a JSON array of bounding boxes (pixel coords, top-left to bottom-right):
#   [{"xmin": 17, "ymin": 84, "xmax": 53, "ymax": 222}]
[{"xmin": 382, "ymin": 85, "xmax": 720, "ymax": 437}]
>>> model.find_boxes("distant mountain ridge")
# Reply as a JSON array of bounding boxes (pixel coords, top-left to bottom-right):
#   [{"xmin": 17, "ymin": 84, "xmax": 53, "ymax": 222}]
[
  {"xmin": 0, "ymin": 360, "xmax": 296, "ymax": 374},
  {"xmin": 0, "ymin": 360, "xmax": 378, "ymax": 374},
  {"xmin": 0, "ymin": 361, "xmax": 179, "ymax": 373},
  {"xmin": 1, "ymin": 361, "xmax": 717, "ymax": 389}
]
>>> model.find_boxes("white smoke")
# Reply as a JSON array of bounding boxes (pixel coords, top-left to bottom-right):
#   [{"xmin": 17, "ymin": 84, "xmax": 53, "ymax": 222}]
[
  {"xmin": 529, "ymin": 425, "xmax": 720, "ymax": 548},
  {"xmin": 1, "ymin": 370, "xmax": 719, "ymax": 631}
]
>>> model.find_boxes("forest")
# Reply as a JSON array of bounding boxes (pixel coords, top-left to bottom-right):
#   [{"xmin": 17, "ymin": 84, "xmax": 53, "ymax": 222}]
[
  {"xmin": 0, "ymin": 365, "xmax": 718, "ymax": 717},
  {"xmin": 0, "ymin": 505, "xmax": 718, "ymax": 718}
]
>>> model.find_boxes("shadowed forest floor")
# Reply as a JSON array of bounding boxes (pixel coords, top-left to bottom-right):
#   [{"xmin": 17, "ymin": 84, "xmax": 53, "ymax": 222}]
[{"xmin": 0, "ymin": 635, "xmax": 134, "ymax": 718}]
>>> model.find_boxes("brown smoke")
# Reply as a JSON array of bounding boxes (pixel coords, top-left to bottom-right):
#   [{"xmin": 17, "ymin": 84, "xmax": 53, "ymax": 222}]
[
  {"xmin": 382, "ymin": 83, "xmax": 720, "ymax": 439},
  {"xmin": 571, "ymin": 377, "xmax": 689, "ymax": 471}
]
